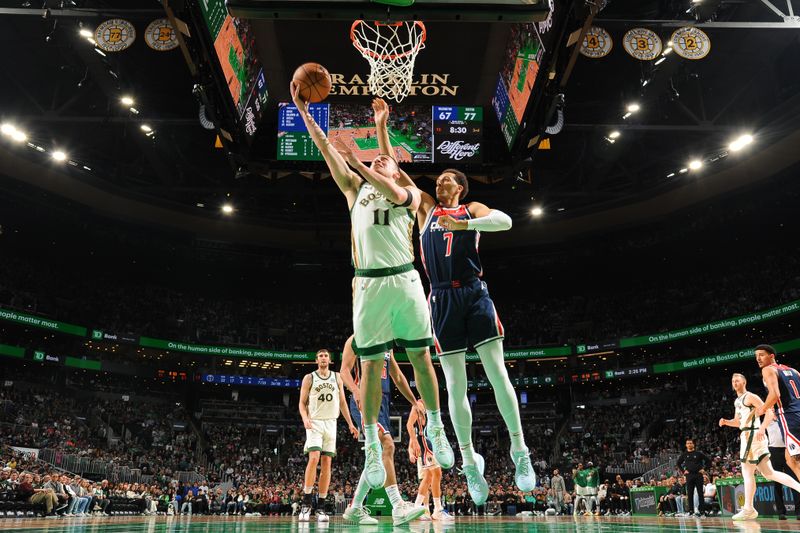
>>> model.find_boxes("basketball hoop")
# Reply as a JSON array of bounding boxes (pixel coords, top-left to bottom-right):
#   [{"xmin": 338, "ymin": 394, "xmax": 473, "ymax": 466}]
[{"xmin": 350, "ymin": 20, "xmax": 426, "ymax": 103}]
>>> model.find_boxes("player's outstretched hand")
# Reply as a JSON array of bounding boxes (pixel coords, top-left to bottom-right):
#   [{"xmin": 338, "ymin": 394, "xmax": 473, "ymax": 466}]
[
  {"xmin": 414, "ymin": 399, "xmax": 426, "ymax": 426},
  {"xmin": 333, "ymin": 140, "xmax": 358, "ymax": 166},
  {"xmin": 290, "ymin": 81, "xmax": 309, "ymax": 112},
  {"xmin": 349, "ymin": 425, "xmax": 360, "ymax": 440},
  {"xmin": 718, "ymin": 418, "xmax": 725, "ymax": 427},
  {"xmin": 303, "ymin": 418, "xmax": 313, "ymax": 430},
  {"xmin": 372, "ymin": 98, "xmax": 389, "ymax": 126},
  {"xmin": 438, "ymin": 214, "xmax": 468, "ymax": 231}
]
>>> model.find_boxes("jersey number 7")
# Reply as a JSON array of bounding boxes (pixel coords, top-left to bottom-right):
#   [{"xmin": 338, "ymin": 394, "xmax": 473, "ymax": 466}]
[{"xmin": 443, "ymin": 232, "xmax": 453, "ymax": 257}]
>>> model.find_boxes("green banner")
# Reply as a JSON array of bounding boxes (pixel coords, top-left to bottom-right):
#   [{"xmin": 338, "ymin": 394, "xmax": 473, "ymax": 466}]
[
  {"xmin": 0, "ymin": 344, "xmax": 25, "ymax": 358},
  {"xmin": 621, "ymin": 300, "xmax": 800, "ymax": 348},
  {"xmin": 139, "ymin": 337, "xmax": 317, "ymax": 361},
  {"xmin": 65, "ymin": 357, "xmax": 102, "ymax": 371},
  {"xmin": 0, "ymin": 307, "xmax": 87, "ymax": 337},
  {"xmin": 395, "ymin": 345, "xmax": 571, "ymax": 362},
  {"xmin": 653, "ymin": 338, "xmax": 800, "ymax": 374}
]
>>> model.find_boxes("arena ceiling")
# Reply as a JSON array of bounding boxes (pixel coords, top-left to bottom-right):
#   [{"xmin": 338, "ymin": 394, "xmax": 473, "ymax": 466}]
[{"xmin": 0, "ymin": 0, "xmax": 799, "ymax": 242}]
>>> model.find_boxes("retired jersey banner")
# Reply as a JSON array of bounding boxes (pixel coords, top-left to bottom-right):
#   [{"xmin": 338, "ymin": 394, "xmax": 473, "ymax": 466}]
[
  {"xmin": 94, "ymin": 19, "xmax": 136, "ymax": 52},
  {"xmin": 580, "ymin": 27, "xmax": 613, "ymax": 59},
  {"xmin": 144, "ymin": 19, "xmax": 179, "ymax": 51},
  {"xmin": 623, "ymin": 28, "xmax": 662, "ymax": 61},
  {"xmin": 670, "ymin": 27, "xmax": 711, "ymax": 60}
]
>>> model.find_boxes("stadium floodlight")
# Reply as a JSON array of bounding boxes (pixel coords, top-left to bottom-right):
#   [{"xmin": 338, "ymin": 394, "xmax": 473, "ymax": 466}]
[
  {"xmin": 0, "ymin": 123, "xmax": 16, "ymax": 136},
  {"xmin": 222, "ymin": 204, "xmax": 234, "ymax": 214},
  {"xmin": 11, "ymin": 129, "xmax": 26, "ymax": 142},
  {"xmin": 140, "ymin": 124, "xmax": 152, "ymax": 133},
  {"xmin": 530, "ymin": 206, "xmax": 543, "ymax": 217},
  {"xmin": 79, "ymin": 29, "xmax": 92, "ymax": 38},
  {"xmin": 679, "ymin": 168, "xmax": 688, "ymax": 174},
  {"xmin": 689, "ymin": 159, "xmax": 703, "ymax": 170},
  {"xmin": 626, "ymin": 103, "xmax": 640, "ymax": 113},
  {"xmin": 729, "ymin": 134, "xmax": 753, "ymax": 152},
  {"xmin": 609, "ymin": 131, "xmax": 621, "ymax": 139},
  {"xmin": 121, "ymin": 96, "xmax": 134, "ymax": 106},
  {"xmin": 51, "ymin": 150, "xmax": 67, "ymax": 161}
]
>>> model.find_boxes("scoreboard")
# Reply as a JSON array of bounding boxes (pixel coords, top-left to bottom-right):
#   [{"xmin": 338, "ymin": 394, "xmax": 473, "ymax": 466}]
[
  {"xmin": 432, "ymin": 106, "xmax": 483, "ymax": 163},
  {"xmin": 277, "ymin": 103, "xmax": 329, "ymax": 161}
]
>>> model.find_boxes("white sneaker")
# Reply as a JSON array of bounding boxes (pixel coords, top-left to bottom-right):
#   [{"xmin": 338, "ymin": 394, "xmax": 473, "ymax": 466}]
[
  {"xmin": 342, "ymin": 506, "xmax": 379, "ymax": 525},
  {"xmin": 732, "ymin": 508, "xmax": 758, "ymax": 521},
  {"xmin": 298, "ymin": 506, "xmax": 311, "ymax": 522},
  {"xmin": 392, "ymin": 501, "xmax": 427, "ymax": 525},
  {"xmin": 432, "ymin": 509, "xmax": 455, "ymax": 522},
  {"xmin": 316, "ymin": 510, "xmax": 329, "ymax": 522},
  {"xmin": 418, "ymin": 510, "xmax": 432, "ymax": 521},
  {"xmin": 364, "ymin": 441, "xmax": 386, "ymax": 489}
]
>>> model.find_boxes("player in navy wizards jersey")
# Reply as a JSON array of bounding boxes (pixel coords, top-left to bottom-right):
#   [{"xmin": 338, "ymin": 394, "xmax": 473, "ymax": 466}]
[
  {"xmin": 372, "ymin": 98, "xmax": 536, "ymax": 506},
  {"xmin": 755, "ymin": 344, "xmax": 800, "ymax": 482},
  {"xmin": 339, "ymin": 334, "xmax": 427, "ymax": 525}
]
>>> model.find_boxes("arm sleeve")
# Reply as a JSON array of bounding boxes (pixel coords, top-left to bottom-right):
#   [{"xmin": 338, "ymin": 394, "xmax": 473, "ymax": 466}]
[{"xmin": 466, "ymin": 209, "xmax": 512, "ymax": 232}]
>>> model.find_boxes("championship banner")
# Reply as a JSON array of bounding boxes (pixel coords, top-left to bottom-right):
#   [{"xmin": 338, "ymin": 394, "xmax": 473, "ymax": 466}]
[
  {"xmin": 621, "ymin": 299, "xmax": 800, "ymax": 348},
  {"xmin": 670, "ymin": 27, "xmax": 711, "ymax": 60},
  {"xmin": 94, "ymin": 19, "xmax": 136, "ymax": 52},
  {"xmin": 144, "ymin": 18, "xmax": 179, "ymax": 51},
  {"xmin": 139, "ymin": 336, "xmax": 317, "ymax": 361},
  {"xmin": 622, "ymin": 28, "xmax": 662, "ymax": 61},
  {"xmin": 580, "ymin": 27, "xmax": 613, "ymax": 59},
  {"xmin": 0, "ymin": 307, "xmax": 87, "ymax": 337}
]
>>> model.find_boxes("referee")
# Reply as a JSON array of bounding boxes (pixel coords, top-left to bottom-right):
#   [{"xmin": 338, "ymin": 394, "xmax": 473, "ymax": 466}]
[
  {"xmin": 766, "ymin": 419, "xmax": 800, "ymax": 520},
  {"xmin": 676, "ymin": 438, "xmax": 711, "ymax": 516}
]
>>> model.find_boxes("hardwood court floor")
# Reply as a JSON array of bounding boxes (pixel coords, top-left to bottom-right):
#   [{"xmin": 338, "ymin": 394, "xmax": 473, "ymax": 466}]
[{"xmin": 0, "ymin": 514, "xmax": 791, "ymax": 532}]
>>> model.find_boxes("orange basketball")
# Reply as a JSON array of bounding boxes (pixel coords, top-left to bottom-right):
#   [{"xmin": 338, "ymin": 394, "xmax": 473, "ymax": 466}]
[{"xmin": 292, "ymin": 63, "xmax": 332, "ymax": 103}]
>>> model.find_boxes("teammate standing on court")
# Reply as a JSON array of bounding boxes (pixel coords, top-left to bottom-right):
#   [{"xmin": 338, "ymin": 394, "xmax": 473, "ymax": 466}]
[
  {"xmin": 719, "ymin": 372, "xmax": 800, "ymax": 520},
  {"xmin": 290, "ymin": 83, "xmax": 454, "ymax": 494},
  {"xmin": 339, "ymin": 334, "xmax": 427, "ymax": 525},
  {"xmin": 373, "ymin": 97, "xmax": 535, "ymax": 506},
  {"xmin": 407, "ymin": 405, "xmax": 455, "ymax": 522},
  {"xmin": 755, "ymin": 344, "xmax": 800, "ymax": 481},
  {"xmin": 298, "ymin": 349, "xmax": 359, "ymax": 522}
]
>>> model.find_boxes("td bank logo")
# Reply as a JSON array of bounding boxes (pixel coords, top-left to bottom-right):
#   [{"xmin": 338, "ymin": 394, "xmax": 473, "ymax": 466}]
[
  {"xmin": 92, "ymin": 330, "xmax": 103, "ymax": 340},
  {"xmin": 34, "ymin": 351, "xmax": 45, "ymax": 361},
  {"xmin": 605, "ymin": 370, "xmax": 614, "ymax": 379},
  {"xmin": 577, "ymin": 345, "xmax": 586, "ymax": 354}
]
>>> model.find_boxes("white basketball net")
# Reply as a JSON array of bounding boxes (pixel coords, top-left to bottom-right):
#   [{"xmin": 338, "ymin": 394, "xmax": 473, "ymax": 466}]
[{"xmin": 350, "ymin": 20, "xmax": 426, "ymax": 103}]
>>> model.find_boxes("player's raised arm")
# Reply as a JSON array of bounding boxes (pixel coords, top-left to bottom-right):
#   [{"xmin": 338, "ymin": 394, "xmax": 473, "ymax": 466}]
[
  {"xmin": 336, "ymin": 373, "xmax": 359, "ymax": 439},
  {"xmin": 758, "ymin": 365, "xmax": 781, "ymax": 416},
  {"xmin": 299, "ymin": 374, "xmax": 313, "ymax": 429},
  {"xmin": 406, "ymin": 404, "xmax": 422, "ymax": 463},
  {"xmin": 333, "ymin": 141, "xmax": 420, "ymax": 210},
  {"xmin": 438, "ymin": 201, "xmax": 512, "ymax": 233},
  {"xmin": 290, "ymin": 82, "xmax": 361, "ymax": 204}
]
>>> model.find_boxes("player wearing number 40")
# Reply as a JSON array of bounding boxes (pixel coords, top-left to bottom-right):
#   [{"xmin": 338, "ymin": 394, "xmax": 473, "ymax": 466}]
[
  {"xmin": 372, "ymin": 97, "xmax": 536, "ymax": 506},
  {"xmin": 298, "ymin": 349, "xmax": 358, "ymax": 522}
]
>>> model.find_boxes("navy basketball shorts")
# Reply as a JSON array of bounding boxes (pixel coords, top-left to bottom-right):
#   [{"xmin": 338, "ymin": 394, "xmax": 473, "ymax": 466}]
[
  {"xmin": 428, "ymin": 278, "xmax": 505, "ymax": 357},
  {"xmin": 349, "ymin": 394, "xmax": 392, "ymax": 436},
  {"xmin": 777, "ymin": 410, "xmax": 800, "ymax": 456}
]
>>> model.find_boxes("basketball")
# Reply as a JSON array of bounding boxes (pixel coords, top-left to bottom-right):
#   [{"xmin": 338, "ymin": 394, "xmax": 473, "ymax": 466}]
[{"xmin": 292, "ymin": 62, "xmax": 332, "ymax": 103}]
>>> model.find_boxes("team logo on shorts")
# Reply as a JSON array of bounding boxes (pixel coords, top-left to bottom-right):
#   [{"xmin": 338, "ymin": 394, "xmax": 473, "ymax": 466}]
[
  {"xmin": 144, "ymin": 18, "xmax": 179, "ymax": 51},
  {"xmin": 94, "ymin": 19, "xmax": 136, "ymax": 52},
  {"xmin": 623, "ymin": 28, "xmax": 662, "ymax": 61},
  {"xmin": 580, "ymin": 27, "xmax": 613, "ymax": 59},
  {"xmin": 670, "ymin": 27, "xmax": 711, "ymax": 60},
  {"xmin": 790, "ymin": 441, "xmax": 799, "ymax": 453}
]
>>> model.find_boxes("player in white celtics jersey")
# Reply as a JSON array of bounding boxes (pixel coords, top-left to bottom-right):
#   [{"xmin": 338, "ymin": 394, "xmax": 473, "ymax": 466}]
[
  {"xmin": 298, "ymin": 349, "xmax": 358, "ymax": 522},
  {"xmin": 291, "ymin": 83, "xmax": 454, "ymax": 492},
  {"xmin": 718, "ymin": 373, "xmax": 800, "ymax": 521}
]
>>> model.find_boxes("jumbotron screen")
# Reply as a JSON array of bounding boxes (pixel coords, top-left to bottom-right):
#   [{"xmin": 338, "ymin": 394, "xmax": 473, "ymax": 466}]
[{"xmin": 277, "ymin": 103, "xmax": 482, "ymax": 164}]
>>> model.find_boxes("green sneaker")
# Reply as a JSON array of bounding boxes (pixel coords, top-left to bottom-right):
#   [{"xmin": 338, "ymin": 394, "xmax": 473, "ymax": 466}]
[
  {"xmin": 511, "ymin": 448, "xmax": 536, "ymax": 492},
  {"xmin": 364, "ymin": 441, "xmax": 386, "ymax": 489},
  {"xmin": 425, "ymin": 425, "xmax": 454, "ymax": 469},
  {"xmin": 460, "ymin": 453, "xmax": 489, "ymax": 506},
  {"xmin": 343, "ymin": 505, "xmax": 379, "ymax": 525}
]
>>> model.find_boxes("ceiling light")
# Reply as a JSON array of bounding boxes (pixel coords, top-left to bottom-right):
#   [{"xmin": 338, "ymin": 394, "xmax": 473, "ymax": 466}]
[
  {"xmin": 51, "ymin": 151, "xmax": 67, "ymax": 161},
  {"xmin": 622, "ymin": 112, "xmax": 632, "ymax": 120},
  {"xmin": 222, "ymin": 204, "xmax": 234, "ymax": 214},
  {"xmin": 140, "ymin": 124, "xmax": 152, "ymax": 133},
  {"xmin": 87, "ymin": 38, "xmax": 96, "ymax": 45},
  {"xmin": 11, "ymin": 130, "xmax": 26, "ymax": 142},
  {"xmin": 689, "ymin": 159, "xmax": 703, "ymax": 170},
  {"xmin": 655, "ymin": 57, "xmax": 666, "ymax": 66},
  {"xmin": 662, "ymin": 47, "xmax": 673, "ymax": 55},
  {"xmin": 667, "ymin": 172, "xmax": 676, "ymax": 178},
  {"xmin": 94, "ymin": 49, "xmax": 106, "ymax": 57},
  {"xmin": 530, "ymin": 206, "xmax": 543, "ymax": 217},
  {"xmin": 129, "ymin": 107, "xmax": 140, "ymax": 115},
  {"xmin": 0, "ymin": 123, "xmax": 15, "ymax": 136},
  {"xmin": 679, "ymin": 168, "xmax": 688, "ymax": 174},
  {"xmin": 627, "ymin": 103, "xmax": 640, "ymax": 113},
  {"xmin": 79, "ymin": 29, "xmax": 92, "ymax": 38},
  {"xmin": 729, "ymin": 134, "xmax": 753, "ymax": 152},
  {"xmin": 609, "ymin": 131, "xmax": 621, "ymax": 139},
  {"xmin": 121, "ymin": 96, "xmax": 134, "ymax": 106}
]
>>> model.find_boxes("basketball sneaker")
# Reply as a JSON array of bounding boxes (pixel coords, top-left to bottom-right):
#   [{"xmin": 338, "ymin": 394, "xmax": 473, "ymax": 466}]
[
  {"xmin": 316, "ymin": 510, "xmax": 329, "ymax": 522},
  {"xmin": 364, "ymin": 441, "xmax": 386, "ymax": 489},
  {"xmin": 298, "ymin": 505, "xmax": 311, "ymax": 522},
  {"xmin": 392, "ymin": 501, "xmax": 427, "ymax": 525},
  {"xmin": 418, "ymin": 508, "xmax": 432, "ymax": 521},
  {"xmin": 342, "ymin": 505, "xmax": 379, "ymax": 525},
  {"xmin": 425, "ymin": 425, "xmax": 454, "ymax": 469},
  {"xmin": 511, "ymin": 448, "xmax": 536, "ymax": 492},
  {"xmin": 732, "ymin": 508, "xmax": 758, "ymax": 521},
  {"xmin": 432, "ymin": 508, "xmax": 455, "ymax": 522},
  {"xmin": 460, "ymin": 453, "xmax": 489, "ymax": 506}
]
